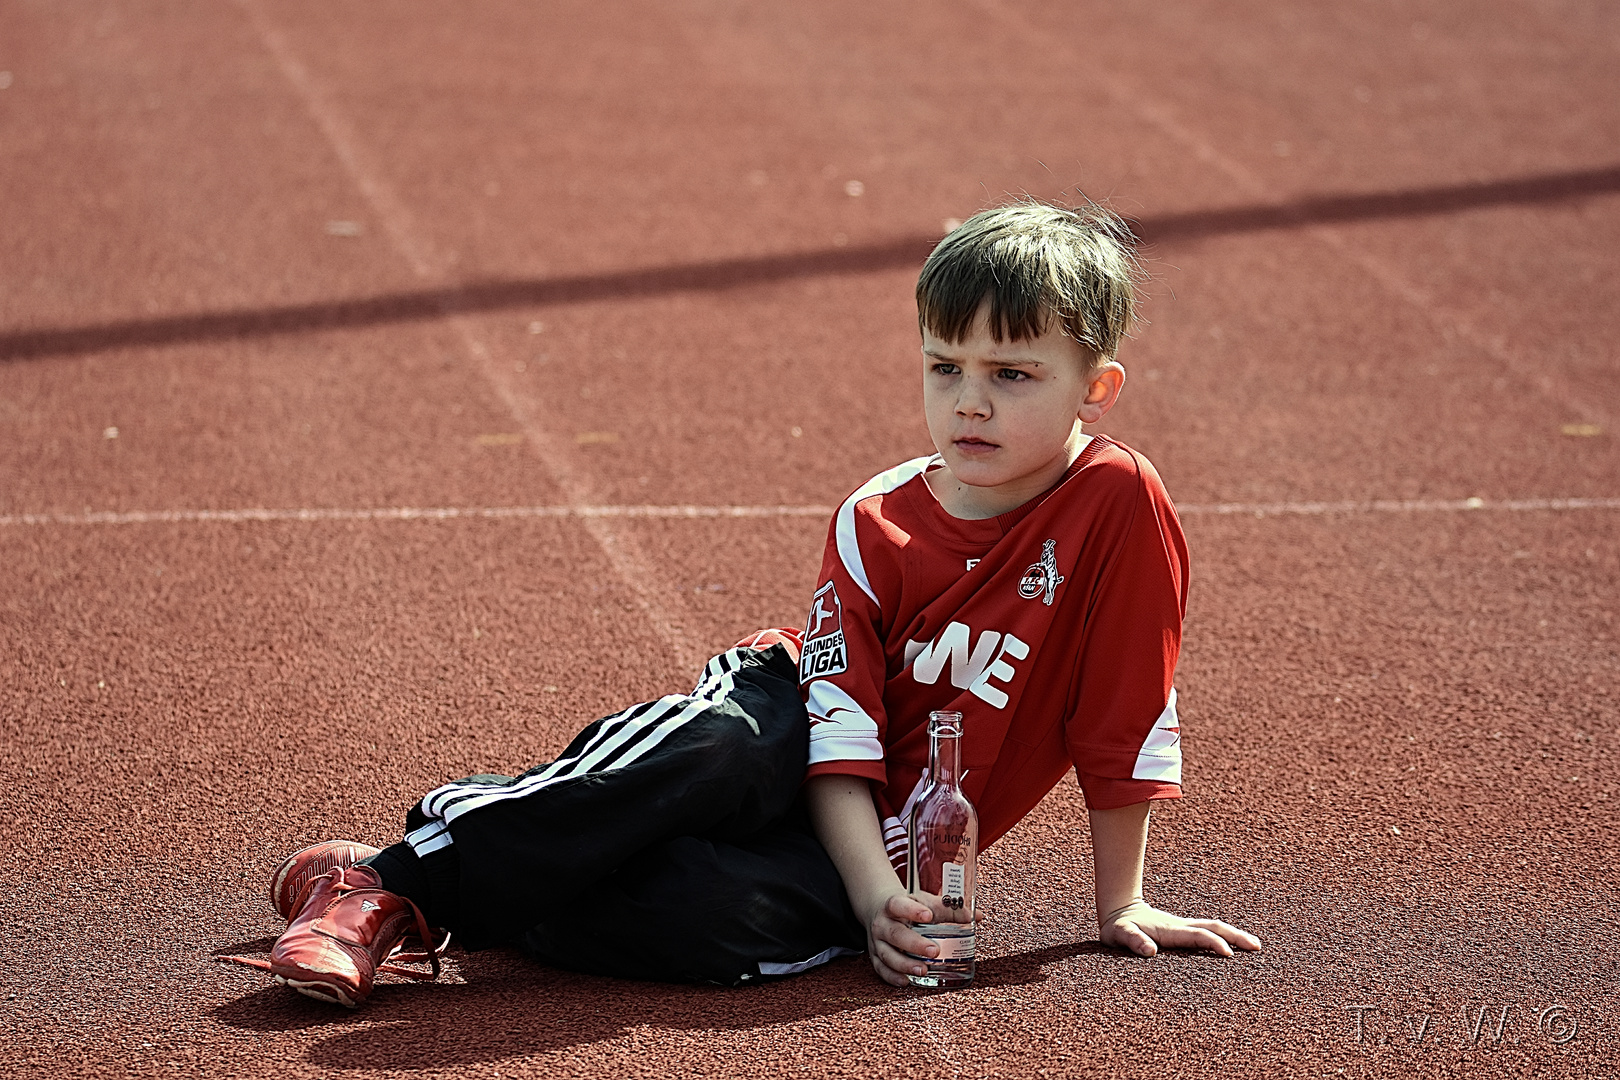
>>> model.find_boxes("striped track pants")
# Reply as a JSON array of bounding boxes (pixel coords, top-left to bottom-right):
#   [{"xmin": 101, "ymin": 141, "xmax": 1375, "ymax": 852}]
[{"xmin": 394, "ymin": 644, "xmax": 863, "ymax": 985}]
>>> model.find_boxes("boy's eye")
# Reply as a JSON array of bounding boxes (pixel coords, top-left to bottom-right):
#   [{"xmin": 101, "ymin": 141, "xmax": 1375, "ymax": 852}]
[
  {"xmin": 931, "ymin": 362, "xmax": 961, "ymax": 376},
  {"xmin": 996, "ymin": 367, "xmax": 1031, "ymax": 380}
]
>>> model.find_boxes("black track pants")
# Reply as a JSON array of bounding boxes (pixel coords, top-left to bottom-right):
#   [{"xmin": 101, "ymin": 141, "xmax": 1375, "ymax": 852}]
[{"xmin": 397, "ymin": 644, "xmax": 865, "ymax": 985}]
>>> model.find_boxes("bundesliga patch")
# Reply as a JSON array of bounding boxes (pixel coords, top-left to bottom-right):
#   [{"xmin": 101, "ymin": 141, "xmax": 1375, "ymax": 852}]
[
  {"xmin": 800, "ymin": 580, "xmax": 848, "ymax": 682},
  {"xmin": 1017, "ymin": 539, "xmax": 1066, "ymax": 606}
]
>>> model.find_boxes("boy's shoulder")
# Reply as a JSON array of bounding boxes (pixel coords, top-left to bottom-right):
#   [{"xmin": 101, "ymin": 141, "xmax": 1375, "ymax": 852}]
[
  {"xmin": 829, "ymin": 439, "xmax": 1174, "ymax": 592},
  {"xmin": 1033, "ymin": 438, "xmax": 1177, "ymax": 550},
  {"xmin": 837, "ymin": 455, "xmax": 937, "ymax": 513},
  {"xmin": 1066, "ymin": 435, "xmax": 1173, "ymax": 508},
  {"xmin": 841, "ymin": 437, "xmax": 1164, "ymax": 524},
  {"xmin": 832, "ymin": 455, "xmax": 939, "ymax": 553}
]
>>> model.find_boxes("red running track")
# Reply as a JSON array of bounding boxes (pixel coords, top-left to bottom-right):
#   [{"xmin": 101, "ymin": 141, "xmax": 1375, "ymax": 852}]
[{"xmin": 1, "ymin": 0, "xmax": 1617, "ymax": 1076}]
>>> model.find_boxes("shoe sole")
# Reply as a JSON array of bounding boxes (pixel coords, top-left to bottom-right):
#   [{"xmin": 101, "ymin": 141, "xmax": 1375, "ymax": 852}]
[{"xmin": 272, "ymin": 973, "xmax": 361, "ymax": 1009}]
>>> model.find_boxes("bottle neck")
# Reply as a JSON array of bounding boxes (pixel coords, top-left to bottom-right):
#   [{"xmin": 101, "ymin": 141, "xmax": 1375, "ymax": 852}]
[{"xmin": 929, "ymin": 731, "xmax": 963, "ymax": 789}]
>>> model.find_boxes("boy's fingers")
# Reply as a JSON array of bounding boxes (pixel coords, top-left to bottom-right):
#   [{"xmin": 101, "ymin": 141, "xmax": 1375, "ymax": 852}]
[
  {"xmin": 877, "ymin": 917, "xmax": 939, "ymax": 960},
  {"xmin": 1187, "ymin": 919, "xmax": 1263, "ymax": 951},
  {"xmin": 1110, "ymin": 920, "xmax": 1158, "ymax": 957},
  {"xmin": 1109, "ymin": 913, "xmax": 1262, "ymax": 959},
  {"xmin": 884, "ymin": 893, "xmax": 935, "ymax": 923},
  {"xmin": 1161, "ymin": 925, "xmax": 1234, "ymax": 956},
  {"xmin": 871, "ymin": 939, "xmax": 928, "ymax": 983},
  {"xmin": 869, "ymin": 951, "xmax": 911, "ymax": 987},
  {"xmin": 1190, "ymin": 928, "xmax": 1234, "ymax": 956},
  {"xmin": 869, "ymin": 957, "xmax": 909, "ymax": 987}
]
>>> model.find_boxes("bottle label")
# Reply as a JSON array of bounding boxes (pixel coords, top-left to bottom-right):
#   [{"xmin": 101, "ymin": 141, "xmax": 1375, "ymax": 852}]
[
  {"xmin": 913, "ymin": 924, "xmax": 975, "ymax": 960},
  {"xmin": 941, "ymin": 861, "xmax": 966, "ymax": 907}
]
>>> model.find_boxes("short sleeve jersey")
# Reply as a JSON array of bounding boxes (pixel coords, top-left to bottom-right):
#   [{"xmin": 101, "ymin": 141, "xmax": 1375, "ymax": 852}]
[{"xmin": 799, "ymin": 435, "xmax": 1187, "ymax": 871}]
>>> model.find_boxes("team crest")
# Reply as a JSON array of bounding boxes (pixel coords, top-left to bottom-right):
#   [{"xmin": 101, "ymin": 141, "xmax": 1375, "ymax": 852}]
[
  {"xmin": 800, "ymin": 581, "xmax": 848, "ymax": 682},
  {"xmin": 1017, "ymin": 539, "xmax": 1065, "ymax": 606}
]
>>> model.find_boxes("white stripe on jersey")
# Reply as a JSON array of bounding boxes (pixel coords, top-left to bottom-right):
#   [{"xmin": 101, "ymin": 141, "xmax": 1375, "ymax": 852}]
[
  {"xmin": 835, "ymin": 455, "xmax": 936, "ymax": 605},
  {"xmin": 876, "ymin": 771, "xmax": 936, "ymax": 875},
  {"xmin": 894, "ymin": 772, "xmax": 931, "ymax": 838},
  {"xmin": 880, "ymin": 815, "xmax": 909, "ymax": 875},
  {"xmin": 1131, "ymin": 688, "xmax": 1182, "ymax": 784},
  {"xmin": 805, "ymin": 680, "xmax": 883, "ymax": 765},
  {"xmin": 881, "ymin": 815, "xmax": 904, "ymax": 870}
]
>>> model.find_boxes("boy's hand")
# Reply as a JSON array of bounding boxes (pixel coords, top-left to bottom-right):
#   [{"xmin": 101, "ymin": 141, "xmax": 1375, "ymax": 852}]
[
  {"xmin": 860, "ymin": 889, "xmax": 946, "ymax": 986},
  {"xmin": 805, "ymin": 775, "xmax": 955, "ymax": 987},
  {"xmin": 1098, "ymin": 900, "xmax": 1262, "ymax": 958}
]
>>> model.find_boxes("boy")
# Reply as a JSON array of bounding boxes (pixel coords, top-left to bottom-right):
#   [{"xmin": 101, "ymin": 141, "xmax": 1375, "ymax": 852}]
[{"xmin": 247, "ymin": 200, "xmax": 1259, "ymax": 1006}]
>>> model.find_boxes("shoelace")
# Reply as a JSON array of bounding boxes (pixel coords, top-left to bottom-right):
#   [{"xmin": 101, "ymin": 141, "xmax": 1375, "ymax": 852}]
[
  {"xmin": 375, "ymin": 883, "xmax": 445, "ymax": 982},
  {"xmin": 219, "ymin": 866, "xmax": 448, "ymax": 981}
]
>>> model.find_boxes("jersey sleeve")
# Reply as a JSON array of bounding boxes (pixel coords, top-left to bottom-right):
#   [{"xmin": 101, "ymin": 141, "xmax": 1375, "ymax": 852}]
[
  {"xmin": 1065, "ymin": 454, "xmax": 1189, "ymax": 810},
  {"xmin": 800, "ymin": 495, "xmax": 899, "ymax": 786}
]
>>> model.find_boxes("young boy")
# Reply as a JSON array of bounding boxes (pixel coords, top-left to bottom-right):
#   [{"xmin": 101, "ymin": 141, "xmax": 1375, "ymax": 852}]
[{"xmin": 249, "ymin": 200, "xmax": 1259, "ymax": 1006}]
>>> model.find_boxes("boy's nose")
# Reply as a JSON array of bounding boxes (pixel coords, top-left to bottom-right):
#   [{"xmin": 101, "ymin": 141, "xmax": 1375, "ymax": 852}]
[{"xmin": 954, "ymin": 381, "xmax": 992, "ymax": 418}]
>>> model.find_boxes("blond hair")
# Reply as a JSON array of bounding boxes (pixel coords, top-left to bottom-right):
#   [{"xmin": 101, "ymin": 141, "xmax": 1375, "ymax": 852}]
[{"xmin": 916, "ymin": 200, "xmax": 1142, "ymax": 362}]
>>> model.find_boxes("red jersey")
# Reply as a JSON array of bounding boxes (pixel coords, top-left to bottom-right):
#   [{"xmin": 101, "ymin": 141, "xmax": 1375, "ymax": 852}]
[{"xmin": 799, "ymin": 435, "xmax": 1187, "ymax": 872}]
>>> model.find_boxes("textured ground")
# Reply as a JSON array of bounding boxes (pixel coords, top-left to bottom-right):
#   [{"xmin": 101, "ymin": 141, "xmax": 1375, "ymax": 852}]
[{"xmin": 1, "ymin": 0, "xmax": 1617, "ymax": 1076}]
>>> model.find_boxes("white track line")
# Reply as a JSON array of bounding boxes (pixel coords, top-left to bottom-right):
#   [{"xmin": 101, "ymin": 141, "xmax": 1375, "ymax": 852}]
[
  {"xmin": 4, "ymin": 496, "xmax": 1616, "ymax": 529},
  {"xmin": 234, "ymin": 0, "xmax": 710, "ymax": 672},
  {"xmin": 1181, "ymin": 496, "xmax": 1620, "ymax": 516},
  {"xmin": 970, "ymin": 0, "xmax": 1611, "ymax": 431},
  {"xmin": 0, "ymin": 505, "xmax": 836, "ymax": 527}
]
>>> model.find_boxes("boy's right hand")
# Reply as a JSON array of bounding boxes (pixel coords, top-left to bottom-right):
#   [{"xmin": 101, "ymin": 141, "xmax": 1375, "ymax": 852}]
[
  {"xmin": 802, "ymin": 775, "xmax": 953, "ymax": 986},
  {"xmin": 860, "ymin": 889, "xmax": 945, "ymax": 986}
]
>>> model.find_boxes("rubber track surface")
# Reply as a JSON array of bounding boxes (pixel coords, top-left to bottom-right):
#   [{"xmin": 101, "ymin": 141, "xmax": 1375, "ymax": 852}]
[{"xmin": 1, "ymin": 0, "xmax": 1616, "ymax": 1076}]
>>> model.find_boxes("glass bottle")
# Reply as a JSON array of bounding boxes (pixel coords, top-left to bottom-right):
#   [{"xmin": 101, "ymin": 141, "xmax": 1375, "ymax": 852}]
[{"xmin": 906, "ymin": 710, "xmax": 978, "ymax": 987}]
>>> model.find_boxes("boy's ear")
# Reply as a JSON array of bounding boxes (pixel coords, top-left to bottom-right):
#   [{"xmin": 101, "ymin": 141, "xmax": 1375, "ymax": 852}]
[{"xmin": 1078, "ymin": 361, "xmax": 1126, "ymax": 425}]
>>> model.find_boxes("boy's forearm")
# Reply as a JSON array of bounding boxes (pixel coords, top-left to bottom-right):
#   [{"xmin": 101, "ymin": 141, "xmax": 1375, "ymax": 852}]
[
  {"xmin": 1088, "ymin": 800, "xmax": 1151, "ymax": 924},
  {"xmin": 804, "ymin": 773, "xmax": 907, "ymax": 915}
]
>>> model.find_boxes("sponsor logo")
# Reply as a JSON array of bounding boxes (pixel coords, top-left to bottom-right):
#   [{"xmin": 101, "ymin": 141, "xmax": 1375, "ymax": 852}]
[
  {"xmin": 1017, "ymin": 538, "xmax": 1065, "ymax": 606},
  {"xmin": 905, "ymin": 621, "xmax": 1030, "ymax": 709},
  {"xmin": 800, "ymin": 581, "xmax": 848, "ymax": 682}
]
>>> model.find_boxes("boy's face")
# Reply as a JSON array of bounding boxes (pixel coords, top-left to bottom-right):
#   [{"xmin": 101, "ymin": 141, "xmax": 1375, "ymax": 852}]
[{"xmin": 921, "ymin": 303, "xmax": 1124, "ymax": 516}]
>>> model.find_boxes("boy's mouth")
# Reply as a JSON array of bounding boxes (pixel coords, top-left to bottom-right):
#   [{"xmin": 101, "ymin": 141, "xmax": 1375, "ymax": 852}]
[{"xmin": 953, "ymin": 436, "xmax": 999, "ymax": 454}]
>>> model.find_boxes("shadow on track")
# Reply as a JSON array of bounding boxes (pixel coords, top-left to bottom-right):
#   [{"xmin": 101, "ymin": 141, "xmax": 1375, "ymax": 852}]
[
  {"xmin": 214, "ymin": 936, "xmax": 281, "ymax": 955},
  {"xmin": 0, "ymin": 238, "xmax": 940, "ymax": 364},
  {"xmin": 1138, "ymin": 162, "xmax": 1620, "ymax": 244},
  {"xmin": 212, "ymin": 941, "xmax": 1122, "ymax": 1068},
  {"xmin": 7, "ymin": 163, "xmax": 1615, "ymax": 365}
]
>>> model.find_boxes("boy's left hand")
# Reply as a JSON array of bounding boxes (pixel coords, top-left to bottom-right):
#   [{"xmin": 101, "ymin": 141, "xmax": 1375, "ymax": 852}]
[{"xmin": 1098, "ymin": 901, "xmax": 1262, "ymax": 957}]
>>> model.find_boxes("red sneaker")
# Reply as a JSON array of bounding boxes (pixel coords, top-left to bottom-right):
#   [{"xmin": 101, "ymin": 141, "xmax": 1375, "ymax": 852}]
[
  {"xmin": 269, "ymin": 840, "xmax": 381, "ymax": 922},
  {"xmin": 268, "ymin": 864, "xmax": 439, "ymax": 1007},
  {"xmin": 734, "ymin": 626, "xmax": 805, "ymax": 664}
]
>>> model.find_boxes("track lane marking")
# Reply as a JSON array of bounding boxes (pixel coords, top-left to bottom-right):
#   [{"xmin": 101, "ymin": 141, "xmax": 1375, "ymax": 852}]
[
  {"xmin": 967, "ymin": 0, "xmax": 1612, "ymax": 432},
  {"xmin": 5, "ymin": 497, "xmax": 1616, "ymax": 529},
  {"xmin": 1183, "ymin": 496, "xmax": 1620, "ymax": 515},
  {"xmin": 232, "ymin": 0, "xmax": 710, "ymax": 672}
]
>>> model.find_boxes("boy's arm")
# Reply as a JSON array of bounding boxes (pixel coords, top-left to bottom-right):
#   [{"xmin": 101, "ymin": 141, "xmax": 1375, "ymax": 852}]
[
  {"xmin": 804, "ymin": 773, "xmax": 943, "ymax": 986},
  {"xmin": 1089, "ymin": 801, "xmax": 1262, "ymax": 956}
]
